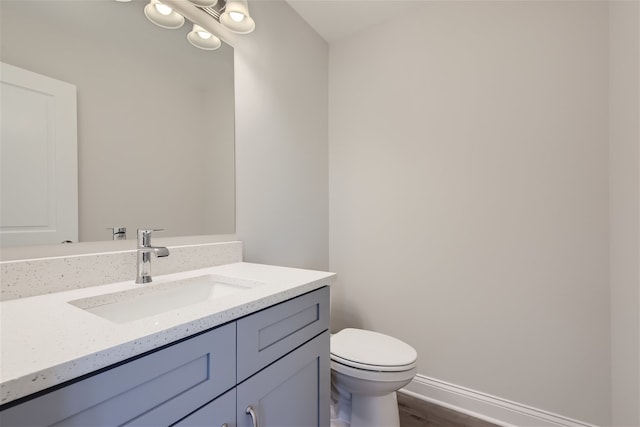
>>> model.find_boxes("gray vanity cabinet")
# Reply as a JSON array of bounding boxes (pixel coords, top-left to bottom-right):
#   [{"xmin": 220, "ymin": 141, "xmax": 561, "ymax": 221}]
[
  {"xmin": 235, "ymin": 286, "xmax": 330, "ymax": 427},
  {"xmin": 181, "ymin": 286, "xmax": 330, "ymax": 427},
  {"xmin": 0, "ymin": 286, "xmax": 330, "ymax": 427},
  {"xmin": 179, "ymin": 332, "xmax": 329, "ymax": 427}
]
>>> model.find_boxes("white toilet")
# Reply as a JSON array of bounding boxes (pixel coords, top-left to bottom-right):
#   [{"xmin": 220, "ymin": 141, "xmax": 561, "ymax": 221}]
[{"xmin": 330, "ymin": 328, "xmax": 418, "ymax": 427}]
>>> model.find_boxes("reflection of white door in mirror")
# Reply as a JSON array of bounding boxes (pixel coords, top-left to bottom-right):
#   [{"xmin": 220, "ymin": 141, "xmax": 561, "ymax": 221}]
[{"xmin": 1, "ymin": 62, "xmax": 78, "ymax": 247}]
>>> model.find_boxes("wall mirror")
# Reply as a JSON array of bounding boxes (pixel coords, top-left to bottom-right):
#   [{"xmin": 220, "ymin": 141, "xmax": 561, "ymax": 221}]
[{"xmin": 0, "ymin": 0, "xmax": 235, "ymax": 249}]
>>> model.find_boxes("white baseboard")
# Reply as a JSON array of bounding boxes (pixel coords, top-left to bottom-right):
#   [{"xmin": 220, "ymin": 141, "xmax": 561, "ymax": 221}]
[{"xmin": 400, "ymin": 374, "xmax": 598, "ymax": 427}]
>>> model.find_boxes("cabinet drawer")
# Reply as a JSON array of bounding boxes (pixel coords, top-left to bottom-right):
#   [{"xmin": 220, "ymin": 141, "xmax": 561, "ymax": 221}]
[
  {"xmin": 1, "ymin": 322, "xmax": 236, "ymax": 427},
  {"xmin": 237, "ymin": 286, "xmax": 329, "ymax": 382}
]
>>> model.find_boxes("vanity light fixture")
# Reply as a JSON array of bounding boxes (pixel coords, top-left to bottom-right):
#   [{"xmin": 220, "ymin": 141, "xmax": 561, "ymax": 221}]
[
  {"xmin": 219, "ymin": 0, "xmax": 255, "ymax": 34},
  {"xmin": 144, "ymin": 0, "xmax": 185, "ymax": 29},
  {"xmin": 187, "ymin": 24, "xmax": 222, "ymax": 50},
  {"xmin": 128, "ymin": 0, "xmax": 255, "ymax": 51}
]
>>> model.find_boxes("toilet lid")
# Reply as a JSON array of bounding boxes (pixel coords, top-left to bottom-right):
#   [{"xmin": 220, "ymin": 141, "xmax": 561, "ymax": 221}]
[{"xmin": 330, "ymin": 328, "xmax": 417, "ymax": 371}]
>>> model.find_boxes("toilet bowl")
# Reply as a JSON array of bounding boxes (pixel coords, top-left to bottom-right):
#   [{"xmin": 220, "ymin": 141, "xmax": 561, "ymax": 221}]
[{"xmin": 330, "ymin": 328, "xmax": 417, "ymax": 427}]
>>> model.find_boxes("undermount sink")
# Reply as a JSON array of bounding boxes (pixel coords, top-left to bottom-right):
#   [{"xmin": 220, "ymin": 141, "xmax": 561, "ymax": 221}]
[{"xmin": 69, "ymin": 274, "xmax": 263, "ymax": 324}]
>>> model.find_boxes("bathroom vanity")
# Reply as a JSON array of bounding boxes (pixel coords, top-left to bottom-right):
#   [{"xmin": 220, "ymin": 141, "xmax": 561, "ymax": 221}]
[{"xmin": 0, "ymin": 257, "xmax": 334, "ymax": 426}]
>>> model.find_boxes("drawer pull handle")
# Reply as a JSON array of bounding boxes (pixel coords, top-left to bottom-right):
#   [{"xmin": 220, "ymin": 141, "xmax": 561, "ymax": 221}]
[{"xmin": 246, "ymin": 405, "xmax": 258, "ymax": 427}]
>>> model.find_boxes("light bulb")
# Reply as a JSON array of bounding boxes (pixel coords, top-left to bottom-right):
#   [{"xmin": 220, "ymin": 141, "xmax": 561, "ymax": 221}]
[
  {"xmin": 187, "ymin": 24, "xmax": 221, "ymax": 50},
  {"xmin": 220, "ymin": 0, "xmax": 255, "ymax": 34},
  {"xmin": 144, "ymin": 0, "xmax": 184, "ymax": 29},
  {"xmin": 155, "ymin": 2, "xmax": 173, "ymax": 15},
  {"xmin": 229, "ymin": 11, "xmax": 245, "ymax": 22}
]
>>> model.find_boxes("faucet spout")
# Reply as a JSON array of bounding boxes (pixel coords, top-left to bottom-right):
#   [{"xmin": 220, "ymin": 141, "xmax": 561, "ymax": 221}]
[
  {"xmin": 135, "ymin": 229, "xmax": 169, "ymax": 284},
  {"xmin": 154, "ymin": 247, "xmax": 170, "ymax": 257},
  {"xmin": 141, "ymin": 246, "xmax": 169, "ymax": 257}
]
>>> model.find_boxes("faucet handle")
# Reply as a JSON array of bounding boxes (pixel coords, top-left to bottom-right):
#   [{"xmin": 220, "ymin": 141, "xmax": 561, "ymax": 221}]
[
  {"xmin": 137, "ymin": 228, "xmax": 164, "ymax": 235},
  {"xmin": 107, "ymin": 227, "xmax": 127, "ymax": 240},
  {"xmin": 137, "ymin": 228, "xmax": 164, "ymax": 247}
]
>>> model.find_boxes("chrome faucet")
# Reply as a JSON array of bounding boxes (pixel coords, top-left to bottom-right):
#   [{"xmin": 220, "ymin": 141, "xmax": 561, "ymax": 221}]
[{"xmin": 136, "ymin": 229, "xmax": 169, "ymax": 284}]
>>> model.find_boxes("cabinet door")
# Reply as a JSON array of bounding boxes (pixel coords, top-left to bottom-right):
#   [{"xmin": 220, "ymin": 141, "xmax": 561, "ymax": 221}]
[
  {"xmin": 173, "ymin": 388, "xmax": 235, "ymax": 427},
  {"xmin": 0, "ymin": 323, "xmax": 236, "ymax": 427},
  {"xmin": 237, "ymin": 331, "xmax": 329, "ymax": 427}
]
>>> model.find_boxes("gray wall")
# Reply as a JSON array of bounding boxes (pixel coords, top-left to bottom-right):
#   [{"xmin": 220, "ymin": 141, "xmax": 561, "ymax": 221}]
[
  {"xmin": 233, "ymin": 1, "xmax": 638, "ymax": 424},
  {"xmin": 609, "ymin": 1, "xmax": 640, "ymax": 426},
  {"xmin": 328, "ymin": 1, "xmax": 611, "ymax": 424},
  {"xmin": 232, "ymin": 1, "xmax": 330, "ymax": 271}
]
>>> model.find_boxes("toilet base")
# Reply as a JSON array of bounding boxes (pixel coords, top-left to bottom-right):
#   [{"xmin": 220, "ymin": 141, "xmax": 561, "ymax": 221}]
[{"xmin": 350, "ymin": 391, "xmax": 400, "ymax": 427}]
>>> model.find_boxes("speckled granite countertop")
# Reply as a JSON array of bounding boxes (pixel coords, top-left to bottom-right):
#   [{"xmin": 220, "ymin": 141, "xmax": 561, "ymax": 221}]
[{"xmin": 0, "ymin": 262, "xmax": 335, "ymax": 406}]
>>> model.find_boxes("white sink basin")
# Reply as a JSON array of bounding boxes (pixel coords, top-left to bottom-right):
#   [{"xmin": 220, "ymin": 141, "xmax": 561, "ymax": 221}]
[{"xmin": 69, "ymin": 275, "xmax": 262, "ymax": 323}]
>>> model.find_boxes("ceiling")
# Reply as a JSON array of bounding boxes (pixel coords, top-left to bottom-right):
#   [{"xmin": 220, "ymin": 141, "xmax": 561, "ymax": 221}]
[{"xmin": 285, "ymin": 0, "xmax": 424, "ymax": 44}]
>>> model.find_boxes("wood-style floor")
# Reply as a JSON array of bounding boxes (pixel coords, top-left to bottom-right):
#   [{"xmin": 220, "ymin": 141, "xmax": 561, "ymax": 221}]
[{"xmin": 398, "ymin": 393, "xmax": 500, "ymax": 427}]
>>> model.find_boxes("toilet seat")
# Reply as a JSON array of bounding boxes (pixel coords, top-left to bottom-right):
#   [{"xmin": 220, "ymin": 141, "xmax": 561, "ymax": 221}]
[
  {"xmin": 330, "ymin": 328, "xmax": 417, "ymax": 372},
  {"xmin": 331, "ymin": 353, "xmax": 416, "ymax": 372},
  {"xmin": 331, "ymin": 357, "xmax": 418, "ymax": 383}
]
